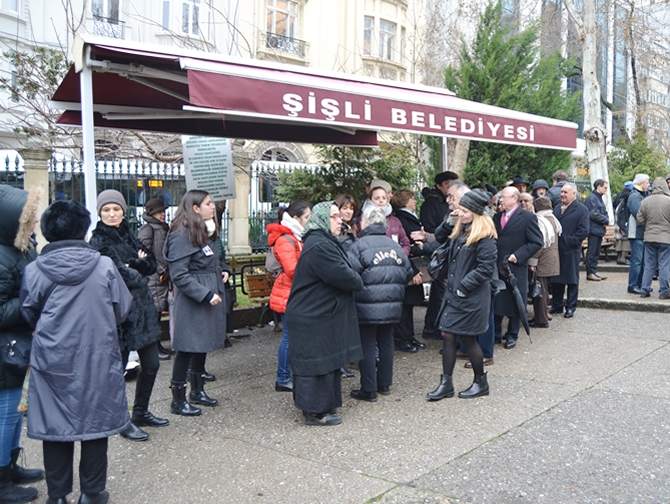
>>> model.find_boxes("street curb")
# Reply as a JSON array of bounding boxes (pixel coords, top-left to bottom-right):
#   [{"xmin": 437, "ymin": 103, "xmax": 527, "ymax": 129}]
[{"xmin": 578, "ymin": 297, "xmax": 670, "ymax": 313}]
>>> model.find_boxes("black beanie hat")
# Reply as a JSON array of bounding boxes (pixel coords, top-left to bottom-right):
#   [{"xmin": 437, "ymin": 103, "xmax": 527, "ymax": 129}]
[
  {"xmin": 434, "ymin": 171, "xmax": 459, "ymax": 185},
  {"xmin": 459, "ymin": 189, "xmax": 491, "ymax": 216},
  {"xmin": 41, "ymin": 200, "xmax": 91, "ymax": 242}
]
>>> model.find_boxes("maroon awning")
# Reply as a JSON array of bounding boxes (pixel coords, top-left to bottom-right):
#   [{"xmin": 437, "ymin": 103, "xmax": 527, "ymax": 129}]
[{"xmin": 52, "ymin": 36, "xmax": 577, "ymax": 150}]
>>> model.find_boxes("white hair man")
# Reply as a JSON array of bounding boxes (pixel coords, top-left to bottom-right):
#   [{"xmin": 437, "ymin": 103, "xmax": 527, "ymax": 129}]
[{"xmin": 626, "ymin": 174, "xmax": 650, "ymax": 294}]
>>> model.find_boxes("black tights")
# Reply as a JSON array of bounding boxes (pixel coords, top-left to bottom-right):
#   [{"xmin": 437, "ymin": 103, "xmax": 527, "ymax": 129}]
[
  {"xmin": 171, "ymin": 352, "xmax": 206, "ymax": 383},
  {"xmin": 441, "ymin": 332, "xmax": 484, "ymax": 376}
]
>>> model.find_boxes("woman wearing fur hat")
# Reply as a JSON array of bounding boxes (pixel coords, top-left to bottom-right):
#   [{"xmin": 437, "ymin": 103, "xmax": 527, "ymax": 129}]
[
  {"xmin": 21, "ymin": 200, "xmax": 133, "ymax": 504},
  {"xmin": 0, "ymin": 185, "xmax": 45, "ymax": 504},
  {"xmin": 427, "ymin": 189, "xmax": 498, "ymax": 401},
  {"xmin": 163, "ymin": 190, "xmax": 231, "ymax": 416},
  {"xmin": 89, "ymin": 190, "xmax": 167, "ymax": 442}
]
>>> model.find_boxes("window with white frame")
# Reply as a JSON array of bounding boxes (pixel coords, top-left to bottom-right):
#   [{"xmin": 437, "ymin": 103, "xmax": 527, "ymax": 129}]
[
  {"xmin": 267, "ymin": 0, "xmax": 298, "ymax": 38},
  {"xmin": 379, "ymin": 19, "xmax": 396, "ymax": 61},
  {"xmin": 92, "ymin": 0, "xmax": 119, "ymax": 21},
  {"xmin": 2, "ymin": 0, "xmax": 18, "ymax": 12},
  {"xmin": 363, "ymin": 17, "xmax": 398, "ymax": 62},
  {"xmin": 364, "ymin": 16, "xmax": 374, "ymax": 56},
  {"xmin": 162, "ymin": 0, "xmax": 210, "ymax": 38}
]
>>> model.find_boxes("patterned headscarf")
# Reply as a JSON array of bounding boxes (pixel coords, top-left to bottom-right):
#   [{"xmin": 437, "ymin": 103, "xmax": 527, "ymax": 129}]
[{"xmin": 302, "ymin": 201, "xmax": 335, "ymax": 236}]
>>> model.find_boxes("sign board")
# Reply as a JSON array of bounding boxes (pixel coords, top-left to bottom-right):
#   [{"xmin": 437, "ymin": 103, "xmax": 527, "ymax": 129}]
[{"xmin": 181, "ymin": 136, "xmax": 236, "ymax": 199}]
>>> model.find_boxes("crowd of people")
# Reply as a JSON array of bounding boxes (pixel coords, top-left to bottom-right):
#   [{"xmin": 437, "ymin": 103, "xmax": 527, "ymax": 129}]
[{"xmin": 1, "ymin": 166, "xmax": 662, "ymax": 502}]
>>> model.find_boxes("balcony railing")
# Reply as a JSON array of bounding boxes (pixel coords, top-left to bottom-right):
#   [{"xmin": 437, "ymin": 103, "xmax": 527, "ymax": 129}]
[
  {"xmin": 265, "ymin": 32, "xmax": 306, "ymax": 57},
  {"xmin": 93, "ymin": 15, "xmax": 125, "ymax": 39}
]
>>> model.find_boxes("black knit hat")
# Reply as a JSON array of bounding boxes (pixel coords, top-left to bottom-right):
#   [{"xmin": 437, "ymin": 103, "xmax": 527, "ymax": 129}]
[
  {"xmin": 513, "ymin": 175, "xmax": 528, "ymax": 186},
  {"xmin": 459, "ymin": 189, "xmax": 491, "ymax": 215},
  {"xmin": 41, "ymin": 200, "xmax": 91, "ymax": 242}
]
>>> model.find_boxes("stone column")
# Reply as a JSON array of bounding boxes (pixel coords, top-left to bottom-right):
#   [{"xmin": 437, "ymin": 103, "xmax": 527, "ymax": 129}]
[
  {"xmin": 19, "ymin": 148, "xmax": 52, "ymax": 252},
  {"xmin": 227, "ymin": 165, "xmax": 252, "ymax": 255}
]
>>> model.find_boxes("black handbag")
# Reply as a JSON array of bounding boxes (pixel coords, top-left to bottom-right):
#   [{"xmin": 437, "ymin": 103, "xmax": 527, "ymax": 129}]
[
  {"xmin": 528, "ymin": 269, "xmax": 542, "ymax": 299},
  {"xmin": 427, "ymin": 240, "xmax": 450, "ymax": 280},
  {"xmin": 0, "ymin": 282, "xmax": 57, "ymax": 375},
  {"xmin": 0, "ymin": 334, "xmax": 32, "ymax": 376}
]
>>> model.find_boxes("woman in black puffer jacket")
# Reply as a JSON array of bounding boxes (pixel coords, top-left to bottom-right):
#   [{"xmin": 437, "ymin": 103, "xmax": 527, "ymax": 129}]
[
  {"xmin": 89, "ymin": 190, "xmax": 167, "ymax": 442},
  {"xmin": 347, "ymin": 205, "xmax": 413, "ymax": 402}
]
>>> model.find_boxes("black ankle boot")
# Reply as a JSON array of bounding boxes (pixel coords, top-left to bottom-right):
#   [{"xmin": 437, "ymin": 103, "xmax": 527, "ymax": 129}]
[
  {"xmin": 426, "ymin": 374, "xmax": 454, "ymax": 401},
  {"xmin": 170, "ymin": 381, "xmax": 202, "ymax": 416},
  {"xmin": 0, "ymin": 464, "xmax": 38, "ymax": 504},
  {"xmin": 188, "ymin": 372, "xmax": 218, "ymax": 406},
  {"xmin": 9, "ymin": 448, "xmax": 44, "ymax": 484},
  {"xmin": 120, "ymin": 421, "xmax": 148, "ymax": 442},
  {"xmin": 77, "ymin": 490, "xmax": 109, "ymax": 504},
  {"xmin": 458, "ymin": 372, "xmax": 489, "ymax": 399},
  {"xmin": 131, "ymin": 371, "xmax": 169, "ymax": 427}
]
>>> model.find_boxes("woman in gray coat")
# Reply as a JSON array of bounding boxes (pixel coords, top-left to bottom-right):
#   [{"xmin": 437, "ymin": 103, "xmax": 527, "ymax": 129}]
[
  {"xmin": 427, "ymin": 190, "xmax": 498, "ymax": 401},
  {"xmin": 164, "ymin": 190, "xmax": 231, "ymax": 416},
  {"xmin": 21, "ymin": 200, "xmax": 133, "ymax": 504}
]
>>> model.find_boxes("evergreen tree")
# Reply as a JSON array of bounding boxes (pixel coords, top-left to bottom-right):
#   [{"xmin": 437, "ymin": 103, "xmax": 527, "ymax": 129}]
[
  {"xmin": 608, "ymin": 130, "xmax": 667, "ymax": 196},
  {"xmin": 444, "ymin": 1, "xmax": 581, "ymax": 189}
]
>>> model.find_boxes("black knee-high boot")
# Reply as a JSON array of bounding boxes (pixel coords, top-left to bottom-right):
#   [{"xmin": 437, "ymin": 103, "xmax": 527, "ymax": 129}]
[
  {"xmin": 131, "ymin": 371, "xmax": 169, "ymax": 427},
  {"xmin": 188, "ymin": 372, "xmax": 218, "ymax": 407},
  {"xmin": 170, "ymin": 381, "xmax": 202, "ymax": 416}
]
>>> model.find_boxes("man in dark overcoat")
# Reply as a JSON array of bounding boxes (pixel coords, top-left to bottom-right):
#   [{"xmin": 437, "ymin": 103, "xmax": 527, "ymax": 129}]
[
  {"xmin": 420, "ymin": 171, "xmax": 458, "ymax": 233},
  {"xmin": 493, "ymin": 186, "xmax": 543, "ymax": 349},
  {"xmin": 550, "ymin": 183, "xmax": 590, "ymax": 318},
  {"xmin": 583, "ymin": 179, "xmax": 610, "ymax": 282}
]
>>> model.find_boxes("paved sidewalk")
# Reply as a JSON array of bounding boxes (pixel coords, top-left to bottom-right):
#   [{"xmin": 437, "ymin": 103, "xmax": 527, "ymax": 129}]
[{"xmin": 17, "ymin": 271, "xmax": 670, "ymax": 503}]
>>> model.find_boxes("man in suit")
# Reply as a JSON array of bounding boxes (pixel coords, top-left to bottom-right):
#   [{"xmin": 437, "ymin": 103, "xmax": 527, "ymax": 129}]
[
  {"xmin": 583, "ymin": 179, "xmax": 610, "ymax": 282},
  {"xmin": 549, "ymin": 183, "xmax": 590, "ymax": 318},
  {"xmin": 493, "ymin": 186, "xmax": 543, "ymax": 349}
]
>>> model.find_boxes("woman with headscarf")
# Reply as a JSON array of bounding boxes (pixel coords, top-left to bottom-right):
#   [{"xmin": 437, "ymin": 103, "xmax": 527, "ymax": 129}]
[
  {"xmin": 285, "ymin": 202, "xmax": 364, "ymax": 426},
  {"xmin": 89, "ymin": 190, "xmax": 167, "ymax": 442},
  {"xmin": 528, "ymin": 196, "xmax": 562, "ymax": 328},
  {"xmin": 163, "ymin": 190, "xmax": 231, "ymax": 417},
  {"xmin": 265, "ymin": 201, "xmax": 311, "ymax": 392},
  {"xmin": 426, "ymin": 189, "xmax": 498, "ymax": 401}
]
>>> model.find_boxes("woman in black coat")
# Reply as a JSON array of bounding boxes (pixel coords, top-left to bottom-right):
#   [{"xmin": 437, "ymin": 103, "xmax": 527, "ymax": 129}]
[
  {"xmin": 0, "ymin": 185, "xmax": 44, "ymax": 504},
  {"xmin": 164, "ymin": 190, "xmax": 231, "ymax": 417},
  {"xmin": 89, "ymin": 190, "xmax": 167, "ymax": 442},
  {"xmin": 427, "ymin": 190, "xmax": 498, "ymax": 401},
  {"xmin": 347, "ymin": 206, "xmax": 413, "ymax": 402},
  {"xmin": 285, "ymin": 201, "xmax": 364, "ymax": 426}
]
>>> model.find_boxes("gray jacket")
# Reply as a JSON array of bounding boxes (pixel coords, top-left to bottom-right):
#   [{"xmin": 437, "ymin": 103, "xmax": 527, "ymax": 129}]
[
  {"xmin": 637, "ymin": 177, "xmax": 670, "ymax": 245},
  {"xmin": 20, "ymin": 240, "xmax": 132, "ymax": 441}
]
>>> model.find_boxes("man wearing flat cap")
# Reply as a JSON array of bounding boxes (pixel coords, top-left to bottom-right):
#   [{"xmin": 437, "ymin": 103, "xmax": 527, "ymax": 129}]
[
  {"xmin": 512, "ymin": 175, "xmax": 528, "ymax": 194},
  {"xmin": 420, "ymin": 171, "xmax": 459, "ymax": 233}
]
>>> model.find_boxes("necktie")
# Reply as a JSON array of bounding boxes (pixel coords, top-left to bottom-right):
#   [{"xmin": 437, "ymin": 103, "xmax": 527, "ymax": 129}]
[{"xmin": 501, "ymin": 212, "xmax": 508, "ymax": 229}]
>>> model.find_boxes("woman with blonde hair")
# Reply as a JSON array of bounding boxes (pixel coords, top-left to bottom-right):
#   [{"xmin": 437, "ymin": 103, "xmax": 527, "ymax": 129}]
[{"xmin": 427, "ymin": 189, "xmax": 498, "ymax": 401}]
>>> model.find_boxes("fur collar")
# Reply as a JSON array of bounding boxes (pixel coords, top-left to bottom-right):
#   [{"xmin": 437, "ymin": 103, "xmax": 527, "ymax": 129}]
[{"xmin": 14, "ymin": 187, "xmax": 42, "ymax": 253}]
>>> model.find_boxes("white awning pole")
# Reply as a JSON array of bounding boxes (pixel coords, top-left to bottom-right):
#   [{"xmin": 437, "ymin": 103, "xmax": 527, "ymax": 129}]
[{"xmin": 80, "ymin": 45, "xmax": 98, "ymax": 232}]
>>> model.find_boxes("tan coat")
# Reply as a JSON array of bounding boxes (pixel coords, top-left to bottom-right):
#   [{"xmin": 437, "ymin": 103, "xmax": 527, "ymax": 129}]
[{"xmin": 531, "ymin": 213, "xmax": 560, "ymax": 278}]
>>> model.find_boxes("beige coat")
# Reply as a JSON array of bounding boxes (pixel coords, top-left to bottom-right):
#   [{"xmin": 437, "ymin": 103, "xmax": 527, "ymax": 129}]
[{"xmin": 530, "ymin": 213, "xmax": 560, "ymax": 278}]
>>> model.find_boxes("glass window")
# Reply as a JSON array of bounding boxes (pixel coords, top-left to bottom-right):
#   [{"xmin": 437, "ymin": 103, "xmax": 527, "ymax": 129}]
[
  {"xmin": 92, "ymin": 0, "xmax": 119, "ymax": 21},
  {"xmin": 162, "ymin": 1, "xmax": 170, "ymax": 29},
  {"xmin": 364, "ymin": 16, "xmax": 373, "ymax": 56},
  {"xmin": 267, "ymin": 0, "xmax": 298, "ymax": 38},
  {"xmin": 7, "ymin": 0, "xmax": 18, "ymax": 12},
  {"xmin": 380, "ymin": 19, "xmax": 395, "ymax": 61},
  {"xmin": 180, "ymin": 0, "xmax": 201, "ymax": 36}
]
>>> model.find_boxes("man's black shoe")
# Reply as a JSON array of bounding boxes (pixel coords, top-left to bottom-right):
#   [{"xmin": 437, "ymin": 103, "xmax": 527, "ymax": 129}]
[
  {"xmin": 564, "ymin": 310, "xmax": 575, "ymax": 318},
  {"xmin": 395, "ymin": 342, "xmax": 418, "ymax": 353},
  {"xmin": 529, "ymin": 321, "xmax": 549, "ymax": 328},
  {"xmin": 548, "ymin": 306, "xmax": 563, "ymax": 314},
  {"xmin": 503, "ymin": 339, "xmax": 517, "ymax": 349},
  {"xmin": 628, "ymin": 287, "xmax": 642, "ymax": 294}
]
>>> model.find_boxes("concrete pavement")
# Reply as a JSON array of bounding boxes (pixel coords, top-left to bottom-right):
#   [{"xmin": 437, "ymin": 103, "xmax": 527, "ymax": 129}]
[{"xmin": 17, "ymin": 268, "xmax": 670, "ymax": 503}]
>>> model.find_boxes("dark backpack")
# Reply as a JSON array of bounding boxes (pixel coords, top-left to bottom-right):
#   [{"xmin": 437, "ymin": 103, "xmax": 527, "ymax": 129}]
[{"xmin": 615, "ymin": 194, "xmax": 630, "ymax": 233}]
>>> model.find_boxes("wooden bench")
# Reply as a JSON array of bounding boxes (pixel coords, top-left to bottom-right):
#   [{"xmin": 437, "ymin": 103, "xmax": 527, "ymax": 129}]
[
  {"xmin": 241, "ymin": 264, "xmax": 276, "ymax": 327},
  {"xmin": 581, "ymin": 225, "xmax": 616, "ymax": 262}
]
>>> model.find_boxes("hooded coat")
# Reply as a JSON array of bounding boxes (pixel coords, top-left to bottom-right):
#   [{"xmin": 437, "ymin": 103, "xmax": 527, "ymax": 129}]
[
  {"xmin": 137, "ymin": 214, "xmax": 170, "ymax": 313},
  {"xmin": 0, "ymin": 185, "xmax": 39, "ymax": 390},
  {"xmin": 89, "ymin": 220, "xmax": 162, "ymax": 352},
  {"xmin": 437, "ymin": 230, "xmax": 497, "ymax": 336},
  {"xmin": 163, "ymin": 230, "xmax": 229, "ymax": 353},
  {"xmin": 20, "ymin": 240, "xmax": 132, "ymax": 441},
  {"xmin": 267, "ymin": 222, "xmax": 302, "ymax": 314},
  {"xmin": 286, "ymin": 223, "xmax": 364, "ymax": 377},
  {"xmin": 636, "ymin": 177, "xmax": 670, "ymax": 245},
  {"xmin": 347, "ymin": 224, "xmax": 413, "ymax": 325}
]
